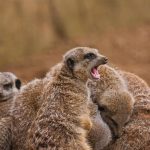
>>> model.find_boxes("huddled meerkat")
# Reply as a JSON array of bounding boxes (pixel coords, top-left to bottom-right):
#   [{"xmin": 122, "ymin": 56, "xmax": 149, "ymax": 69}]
[
  {"xmin": 10, "ymin": 63, "xmax": 66, "ymax": 150},
  {"xmin": 87, "ymin": 102, "xmax": 112, "ymax": 150},
  {"xmin": 0, "ymin": 72, "xmax": 21, "ymax": 150},
  {"xmin": 10, "ymin": 78, "xmax": 47, "ymax": 150},
  {"xmin": 0, "ymin": 72, "xmax": 21, "ymax": 118},
  {"xmin": 27, "ymin": 47, "xmax": 108, "ymax": 150},
  {"xmin": 10, "ymin": 47, "xmax": 107, "ymax": 150},
  {"xmin": 104, "ymin": 70, "xmax": 150, "ymax": 150},
  {"xmin": 87, "ymin": 65, "xmax": 135, "ymax": 150}
]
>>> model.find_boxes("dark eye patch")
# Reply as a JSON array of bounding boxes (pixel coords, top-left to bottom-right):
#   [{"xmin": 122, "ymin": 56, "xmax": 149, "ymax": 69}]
[
  {"xmin": 3, "ymin": 83, "xmax": 12, "ymax": 90},
  {"xmin": 84, "ymin": 53, "xmax": 96, "ymax": 60},
  {"xmin": 66, "ymin": 58, "xmax": 75, "ymax": 72},
  {"xmin": 15, "ymin": 79, "xmax": 21, "ymax": 90},
  {"xmin": 98, "ymin": 105, "xmax": 108, "ymax": 112}
]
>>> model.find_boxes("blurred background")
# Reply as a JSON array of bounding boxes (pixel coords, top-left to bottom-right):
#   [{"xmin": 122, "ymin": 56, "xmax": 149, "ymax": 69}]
[{"xmin": 0, "ymin": 0, "xmax": 150, "ymax": 84}]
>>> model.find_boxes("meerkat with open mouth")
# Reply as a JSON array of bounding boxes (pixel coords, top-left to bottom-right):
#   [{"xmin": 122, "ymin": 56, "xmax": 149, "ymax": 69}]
[{"xmin": 27, "ymin": 47, "xmax": 107, "ymax": 150}]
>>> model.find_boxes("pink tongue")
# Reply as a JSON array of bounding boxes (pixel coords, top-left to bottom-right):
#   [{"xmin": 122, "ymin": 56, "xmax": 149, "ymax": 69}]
[{"xmin": 91, "ymin": 68, "xmax": 100, "ymax": 79}]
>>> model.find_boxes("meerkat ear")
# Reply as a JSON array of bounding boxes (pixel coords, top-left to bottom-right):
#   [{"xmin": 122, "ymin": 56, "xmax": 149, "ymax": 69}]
[
  {"xmin": 15, "ymin": 79, "xmax": 21, "ymax": 90},
  {"xmin": 66, "ymin": 58, "xmax": 75, "ymax": 72}
]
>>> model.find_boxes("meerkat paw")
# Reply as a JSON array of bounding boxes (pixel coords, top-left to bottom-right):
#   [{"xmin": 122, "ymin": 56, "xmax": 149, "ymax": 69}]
[{"xmin": 79, "ymin": 115, "xmax": 92, "ymax": 132}]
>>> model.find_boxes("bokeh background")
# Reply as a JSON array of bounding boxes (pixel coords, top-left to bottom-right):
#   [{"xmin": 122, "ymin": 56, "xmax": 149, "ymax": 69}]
[{"xmin": 0, "ymin": 0, "xmax": 150, "ymax": 84}]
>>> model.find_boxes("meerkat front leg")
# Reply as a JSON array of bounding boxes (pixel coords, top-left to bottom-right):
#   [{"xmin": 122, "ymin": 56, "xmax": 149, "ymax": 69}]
[{"xmin": 79, "ymin": 114, "xmax": 93, "ymax": 132}]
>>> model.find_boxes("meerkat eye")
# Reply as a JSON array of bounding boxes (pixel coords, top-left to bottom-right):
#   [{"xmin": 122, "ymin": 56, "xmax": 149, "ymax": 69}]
[
  {"xmin": 98, "ymin": 105, "xmax": 107, "ymax": 112},
  {"xmin": 3, "ymin": 83, "xmax": 12, "ymax": 90},
  {"xmin": 15, "ymin": 79, "xmax": 21, "ymax": 90},
  {"xmin": 84, "ymin": 53, "xmax": 96, "ymax": 60},
  {"xmin": 66, "ymin": 58, "xmax": 75, "ymax": 71}
]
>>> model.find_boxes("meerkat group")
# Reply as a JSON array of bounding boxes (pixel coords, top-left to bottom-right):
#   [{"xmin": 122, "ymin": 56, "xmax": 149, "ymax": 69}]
[
  {"xmin": 0, "ymin": 47, "xmax": 149, "ymax": 150},
  {"xmin": 88, "ymin": 66, "xmax": 150, "ymax": 150}
]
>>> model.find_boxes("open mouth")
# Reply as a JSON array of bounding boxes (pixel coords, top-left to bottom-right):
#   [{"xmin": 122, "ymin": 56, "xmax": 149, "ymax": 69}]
[
  {"xmin": 0, "ymin": 94, "xmax": 14, "ymax": 101},
  {"xmin": 91, "ymin": 66, "xmax": 100, "ymax": 79}
]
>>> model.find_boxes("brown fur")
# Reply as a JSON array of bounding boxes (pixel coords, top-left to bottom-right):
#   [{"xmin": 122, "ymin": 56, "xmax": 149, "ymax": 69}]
[
  {"xmin": 10, "ymin": 47, "xmax": 107, "ymax": 150},
  {"xmin": 10, "ymin": 64, "xmax": 74, "ymax": 150},
  {"xmin": 104, "ymin": 70, "xmax": 150, "ymax": 150},
  {"xmin": 10, "ymin": 64, "xmax": 76, "ymax": 150},
  {"xmin": 27, "ymin": 47, "xmax": 107, "ymax": 150},
  {"xmin": 0, "ymin": 117, "xmax": 13, "ymax": 150},
  {"xmin": 88, "ymin": 102, "xmax": 112, "ymax": 150},
  {"xmin": 88, "ymin": 65, "xmax": 134, "ymax": 150},
  {"xmin": 10, "ymin": 78, "xmax": 46, "ymax": 150}
]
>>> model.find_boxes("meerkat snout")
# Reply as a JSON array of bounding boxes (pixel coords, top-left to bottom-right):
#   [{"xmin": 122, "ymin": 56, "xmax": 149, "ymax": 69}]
[
  {"xmin": 97, "ymin": 56, "xmax": 108, "ymax": 65},
  {"xmin": 102, "ymin": 57, "xmax": 108, "ymax": 64}
]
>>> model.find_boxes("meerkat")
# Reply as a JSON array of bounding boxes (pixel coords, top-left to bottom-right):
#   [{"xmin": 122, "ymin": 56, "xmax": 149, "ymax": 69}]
[
  {"xmin": 10, "ymin": 63, "xmax": 65, "ymax": 150},
  {"xmin": 0, "ymin": 72, "xmax": 21, "ymax": 118},
  {"xmin": 87, "ymin": 102, "xmax": 112, "ymax": 150},
  {"xmin": 10, "ymin": 63, "xmax": 64, "ymax": 150},
  {"xmin": 26, "ymin": 47, "xmax": 108, "ymax": 150},
  {"xmin": 10, "ymin": 78, "xmax": 47, "ymax": 150},
  {"xmin": 87, "ymin": 65, "xmax": 135, "ymax": 150},
  {"xmin": 10, "ymin": 47, "xmax": 107, "ymax": 150},
  {"xmin": 0, "ymin": 72, "xmax": 21, "ymax": 150},
  {"xmin": 104, "ymin": 70, "xmax": 150, "ymax": 150}
]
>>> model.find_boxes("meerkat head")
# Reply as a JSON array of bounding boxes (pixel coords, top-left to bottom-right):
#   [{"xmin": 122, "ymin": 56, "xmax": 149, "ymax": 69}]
[
  {"xmin": 96, "ymin": 90, "xmax": 134, "ymax": 140},
  {"xmin": 0, "ymin": 72, "xmax": 21, "ymax": 101},
  {"xmin": 63, "ymin": 47, "xmax": 108, "ymax": 82}
]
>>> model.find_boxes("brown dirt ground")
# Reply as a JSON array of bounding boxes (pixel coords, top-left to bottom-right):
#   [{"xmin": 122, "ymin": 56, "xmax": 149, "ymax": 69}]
[{"xmin": 1, "ymin": 25, "xmax": 150, "ymax": 85}]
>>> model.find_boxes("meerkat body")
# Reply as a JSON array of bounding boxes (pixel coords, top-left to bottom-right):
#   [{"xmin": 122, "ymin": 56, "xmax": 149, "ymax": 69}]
[
  {"xmin": 104, "ymin": 71, "xmax": 150, "ymax": 150},
  {"xmin": 88, "ymin": 102, "xmax": 112, "ymax": 150},
  {"xmin": 10, "ymin": 78, "xmax": 46, "ymax": 150},
  {"xmin": 27, "ymin": 47, "xmax": 107, "ymax": 150},
  {"xmin": 11, "ymin": 47, "xmax": 107, "ymax": 150},
  {"xmin": 28, "ymin": 68, "xmax": 91, "ymax": 150},
  {"xmin": 0, "ymin": 72, "xmax": 21, "ymax": 150},
  {"xmin": 88, "ymin": 65, "xmax": 134, "ymax": 150},
  {"xmin": 0, "ymin": 72, "xmax": 21, "ymax": 118},
  {"xmin": 10, "ymin": 64, "xmax": 70, "ymax": 150}
]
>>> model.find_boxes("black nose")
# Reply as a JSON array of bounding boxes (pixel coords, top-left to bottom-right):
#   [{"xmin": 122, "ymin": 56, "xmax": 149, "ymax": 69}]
[{"xmin": 102, "ymin": 57, "xmax": 108, "ymax": 64}]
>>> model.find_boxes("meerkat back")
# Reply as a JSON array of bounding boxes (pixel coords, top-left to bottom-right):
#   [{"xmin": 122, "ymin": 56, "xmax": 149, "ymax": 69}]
[
  {"xmin": 10, "ymin": 78, "xmax": 46, "ymax": 150},
  {"xmin": 10, "ymin": 63, "xmax": 65, "ymax": 150},
  {"xmin": 10, "ymin": 64, "xmax": 65, "ymax": 150}
]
